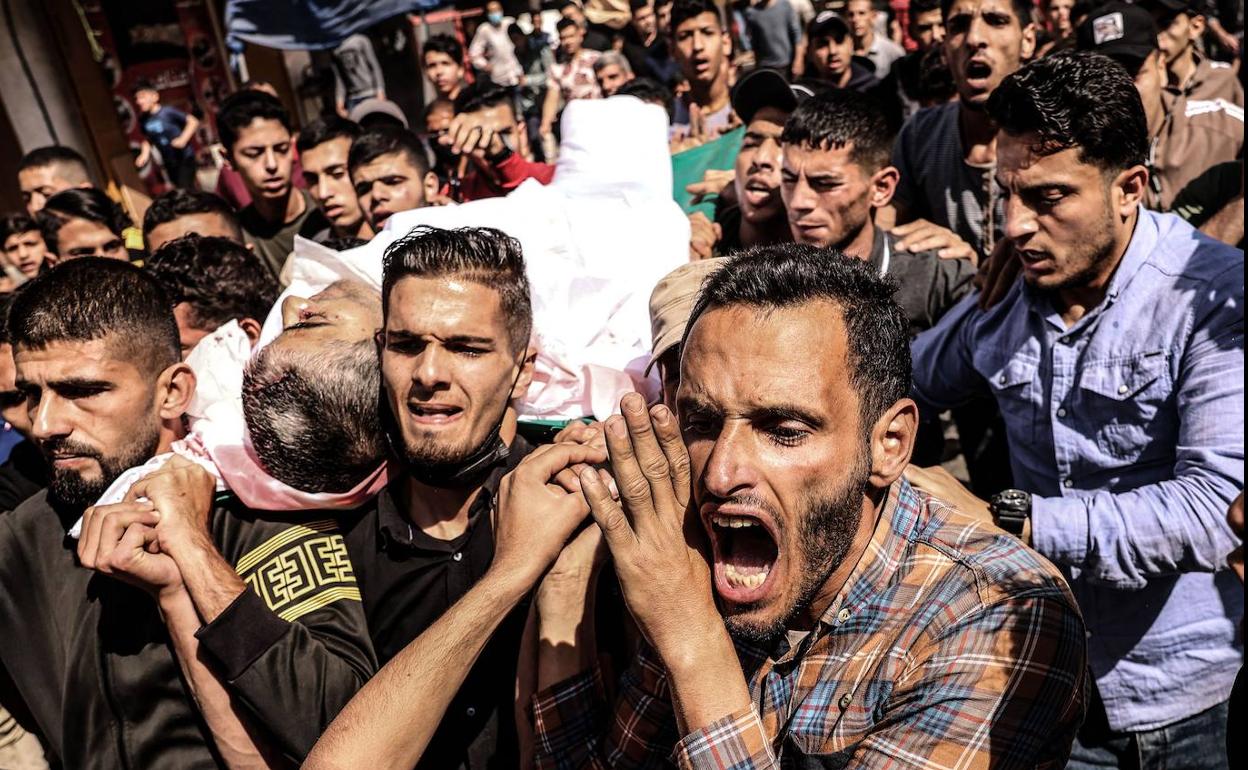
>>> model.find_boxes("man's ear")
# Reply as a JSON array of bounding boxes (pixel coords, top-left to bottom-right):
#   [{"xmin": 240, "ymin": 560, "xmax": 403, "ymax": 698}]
[
  {"xmin": 423, "ymin": 171, "xmax": 441, "ymax": 204},
  {"xmin": 238, "ymin": 318, "xmax": 264, "ymax": 348},
  {"xmin": 155, "ymin": 361, "xmax": 197, "ymax": 423},
  {"xmin": 1115, "ymin": 164, "xmax": 1149, "ymax": 217},
  {"xmin": 1020, "ymin": 21, "xmax": 1037, "ymax": 61},
  {"xmin": 1190, "ymin": 14, "xmax": 1207, "ymax": 36},
  {"xmin": 868, "ymin": 398, "xmax": 918, "ymax": 489},
  {"xmin": 870, "ymin": 165, "xmax": 900, "ymax": 209},
  {"xmin": 511, "ymin": 343, "xmax": 537, "ymax": 401}
]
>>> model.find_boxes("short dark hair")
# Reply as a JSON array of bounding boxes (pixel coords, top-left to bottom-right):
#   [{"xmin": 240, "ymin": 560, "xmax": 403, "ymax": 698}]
[
  {"xmin": 217, "ymin": 90, "xmax": 292, "ymax": 154},
  {"xmin": 382, "ymin": 226, "xmax": 532, "ymax": 354},
  {"xmin": 142, "ymin": 189, "xmax": 242, "ymax": 242},
  {"xmin": 39, "ymin": 188, "xmax": 132, "ymax": 255},
  {"xmin": 987, "ymin": 50, "xmax": 1148, "ymax": 173},
  {"xmin": 617, "ymin": 77, "xmax": 673, "ymax": 112},
  {"xmin": 145, "ymin": 235, "xmax": 278, "ymax": 333},
  {"xmin": 0, "ymin": 213, "xmax": 40, "ymax": 242},
  {"xmin": 630, "ymin": 0, "xmax": 653, "ymax": 12},
  {"xmin": 670, "ymin": 0, "xmax": 723, "ymax": 33},
  {"xmin": 684, "ymin": 244, "xmax": 911, "ymax": 433},
  {"xmin": 7, "ymin": 258, "xmax": 180, "ymax": 373},
  {"xmin": 320, "ymin": 236, "xmax": 370, "ymax": 251},
  {"xmin": 453, "ymin": 81, "xmax": 515, "ymax": 116},
  {"xmin": 556, "ymin": 16, "xmax": 581, "ymax": 33},
  {"xmin": 781, "ymin": 89, "xmax": 894, "ymax": 173},
  {"xmin": 423, "ymin": 34, "xmax": 463, "ymax": 64},
  {"xmin": 130, "ymin": 78, "xmax": 158, "ymax": 97},
  {"xmin": 243, "ymin": 340, "xmax": 383, "ymax": 493},
  {"xmin": 940, "ymin": 0, "xmax": 1032, "ymax": 27},
  {"xmin": 17, "ymin": 146, "xmax": 91, "ymax": 181},
  {"xmin": 348, "ymin": 125, "xmax": 429, "ymax": 177},
  {"xmin": 296, "ymin": 115, "xmax": 362, "ymax": 154},
  {"xmin": 909, "ymin": 0, "xmax": 942, "ymax": 17}
]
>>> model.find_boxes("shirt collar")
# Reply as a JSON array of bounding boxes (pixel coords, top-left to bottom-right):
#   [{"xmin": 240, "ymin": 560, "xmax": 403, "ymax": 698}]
[{"xmin": 812, "ymin": 477, "xmax": 927, "ymax": 630}]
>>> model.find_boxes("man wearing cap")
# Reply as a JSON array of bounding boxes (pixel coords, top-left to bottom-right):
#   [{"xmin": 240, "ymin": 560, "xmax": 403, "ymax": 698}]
[
  {"xmin": 646, "ymin": 258, "xmax": 726, "ymax": 404},
  {"xmin": 781, "ymin": 88, "xmax": 974, "ymax": 336},
  {"xmin": 1078, "ymin": 1, "xmax": 1244, "ymax": 211},
  {"xmin": 1142, "ymin": 0, "xmax": 1243, "ymax": 104},
  {"xmin": 689, "ymin": 69, "xmax": 803, "ymax": 259},
  {"xmin": 348, "ymin": 98, "xmax": 411, "ymax": 131},
  {"xmin": 804, "ymin": 12, "xmax": 883, "ymax": 93}
]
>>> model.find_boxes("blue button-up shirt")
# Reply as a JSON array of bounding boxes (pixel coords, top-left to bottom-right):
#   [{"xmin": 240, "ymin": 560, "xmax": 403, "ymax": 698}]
[{"xmin": 911, "ymin": 208, "xmax": 1244, "ymax": 732}]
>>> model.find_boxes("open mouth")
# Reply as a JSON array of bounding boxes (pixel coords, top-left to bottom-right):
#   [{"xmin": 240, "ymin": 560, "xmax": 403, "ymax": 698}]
[
  {"xmin": 407, "ymin": 402, "xmax": 463, "ymax": 425},
  {"xmin": 1018, "ymin": 249, "xmax": 1053, "ymax": 275},
  {"xmin": 965, "ymin": 59, "xmax": 993, "ymax": 84},
  {"xmin": 704, "ymin": 507, "xmax": 781, "ymax": 605},
  {"xmin": 742, "ymin": 180, "xmax": 776, "ymax": 206}
]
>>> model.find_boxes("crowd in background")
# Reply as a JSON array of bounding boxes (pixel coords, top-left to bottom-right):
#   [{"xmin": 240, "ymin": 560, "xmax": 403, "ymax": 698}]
[{"xmin": 0, "ymin": 0, "xmax": 1243, "ymax": 768}]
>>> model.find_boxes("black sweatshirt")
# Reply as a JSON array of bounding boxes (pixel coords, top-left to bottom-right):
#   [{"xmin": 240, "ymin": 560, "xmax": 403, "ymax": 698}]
[{"xmin": 0, "ymin": 491, "xmax": 377, "ymax": 769}]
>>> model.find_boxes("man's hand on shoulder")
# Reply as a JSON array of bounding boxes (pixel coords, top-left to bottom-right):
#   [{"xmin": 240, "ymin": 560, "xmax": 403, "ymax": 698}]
[{"xmin": 892, "ymin": 219, "xmax": 977, "ymax": 263}]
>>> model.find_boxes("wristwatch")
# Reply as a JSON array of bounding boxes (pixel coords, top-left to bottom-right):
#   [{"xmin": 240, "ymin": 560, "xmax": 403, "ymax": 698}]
[{"xmin": 989, "ymin": 489, "xmax": 1031, "ymax": 536}]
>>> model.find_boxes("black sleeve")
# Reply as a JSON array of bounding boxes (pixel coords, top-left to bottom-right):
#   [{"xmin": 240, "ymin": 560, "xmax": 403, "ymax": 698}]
[
  {"xmin": 196, "ymin": 515, "xmax": 378, "ymax": 762},
  {"xmin": 928, "ymin": 253, "xmax": 978, "ymax": 328}
]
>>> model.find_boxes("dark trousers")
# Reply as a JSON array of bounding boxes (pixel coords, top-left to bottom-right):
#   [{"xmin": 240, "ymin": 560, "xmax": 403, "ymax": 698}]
[
  {"xmin": 164, "ymin": 156, "xmax": 197, "ymax": 190},
  {"xmin": 1068, "ymin": 684, "xmax": 1230, "ymax": 770}
]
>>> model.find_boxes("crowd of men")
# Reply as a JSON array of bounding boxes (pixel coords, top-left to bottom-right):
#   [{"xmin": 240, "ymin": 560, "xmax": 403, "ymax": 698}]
[{"xmin": 0, "ymin": 0, "xmax": 1243, "ymax": 768}]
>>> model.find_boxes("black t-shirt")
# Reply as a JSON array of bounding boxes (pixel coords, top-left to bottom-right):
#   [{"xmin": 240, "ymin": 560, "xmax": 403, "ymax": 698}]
[
  {"xmin": 339, "ymin": 436, "xmax": 534, "ymax": 770},
  {"xmin": 623, "ymin": 29, "xmax": 681, "ymax": 86}
]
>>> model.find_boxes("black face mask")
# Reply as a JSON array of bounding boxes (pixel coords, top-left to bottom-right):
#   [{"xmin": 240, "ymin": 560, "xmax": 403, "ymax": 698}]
[
  {"xmin": 404, "ymin": 423, "xmax": 510, "ymax": 489},
  {"xmin": 383, "ymin": 363, "xmax": 524, "ymax": 490}
]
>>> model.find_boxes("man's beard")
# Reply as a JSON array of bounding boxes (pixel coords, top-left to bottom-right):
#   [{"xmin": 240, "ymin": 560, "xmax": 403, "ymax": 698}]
[
  {"xmin": 1025, "ymin": 196, "xmax": 1117, "ymax": 293},
  {"xmin": 724, "ymin": 448, "xmax": 870, "ymax": 646},
  {"xmin": 401, "ymin": 427, "xmax": 481, "ymax": 469},
  {"xmin": 42, "ymin": 428, "xmax": 162, "ymax": 511}
]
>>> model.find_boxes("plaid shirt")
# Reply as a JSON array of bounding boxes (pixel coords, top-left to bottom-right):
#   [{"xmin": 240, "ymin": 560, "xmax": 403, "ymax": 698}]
[{"xmin": 532, "ymin": 479, "xmax": 1087, "ymax": 769}]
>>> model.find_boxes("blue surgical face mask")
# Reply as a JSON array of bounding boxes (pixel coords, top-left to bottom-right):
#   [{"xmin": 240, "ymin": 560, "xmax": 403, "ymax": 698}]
[{"xmin": 488, "ymin": 11, "xmax": 504, "ymax": 25}]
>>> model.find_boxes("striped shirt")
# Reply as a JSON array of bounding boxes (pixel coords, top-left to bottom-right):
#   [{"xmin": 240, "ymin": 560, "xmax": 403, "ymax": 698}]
[{"xmin": 532, "ymin": 479, "xmax": 1088, "ymax": 769}]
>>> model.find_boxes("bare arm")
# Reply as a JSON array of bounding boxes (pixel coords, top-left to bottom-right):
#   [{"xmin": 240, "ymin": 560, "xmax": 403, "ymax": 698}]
[
  {"xmin": 540, "ymin": 85, "xmax": 561, "ymax": 135},
  {"xmin": 135, "ymin": 140, "xmax": 152, "ymax": 168},
  {"xmin": 1198, "ymin": 194, "xmax": 1244, "ymax": 247},
  {"xmin": 306, "ymin": 442, "xmax": 608, "ymax": 769},
  {"xmin": 306, "ymin": 570, "xmax": 529, "ymax": 770},
  {"xmin": 173, "ymin": 115, "xmax": 200, "ymax": 149}
]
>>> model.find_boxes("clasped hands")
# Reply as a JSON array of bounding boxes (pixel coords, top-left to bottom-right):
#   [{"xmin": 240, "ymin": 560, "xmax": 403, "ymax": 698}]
[{"xmin": 76, "ymin": 455, "xmax": 217, "ymax": 599}]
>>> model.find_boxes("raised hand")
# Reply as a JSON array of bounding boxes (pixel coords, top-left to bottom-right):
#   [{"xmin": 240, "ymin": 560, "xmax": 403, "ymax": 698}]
[
  {"xmin": 577, "ymin": 393, "xmax": 718, "ymax": 658},
  {"xmin": 491, "ymin": 442, "xmax": 609, "ymax": 592}
]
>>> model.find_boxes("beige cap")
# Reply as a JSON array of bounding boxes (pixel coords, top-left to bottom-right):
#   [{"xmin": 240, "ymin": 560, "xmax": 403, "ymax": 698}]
[{"xmin": 645, "ymin": 258, "xmax": 726, "ymax": 376}]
